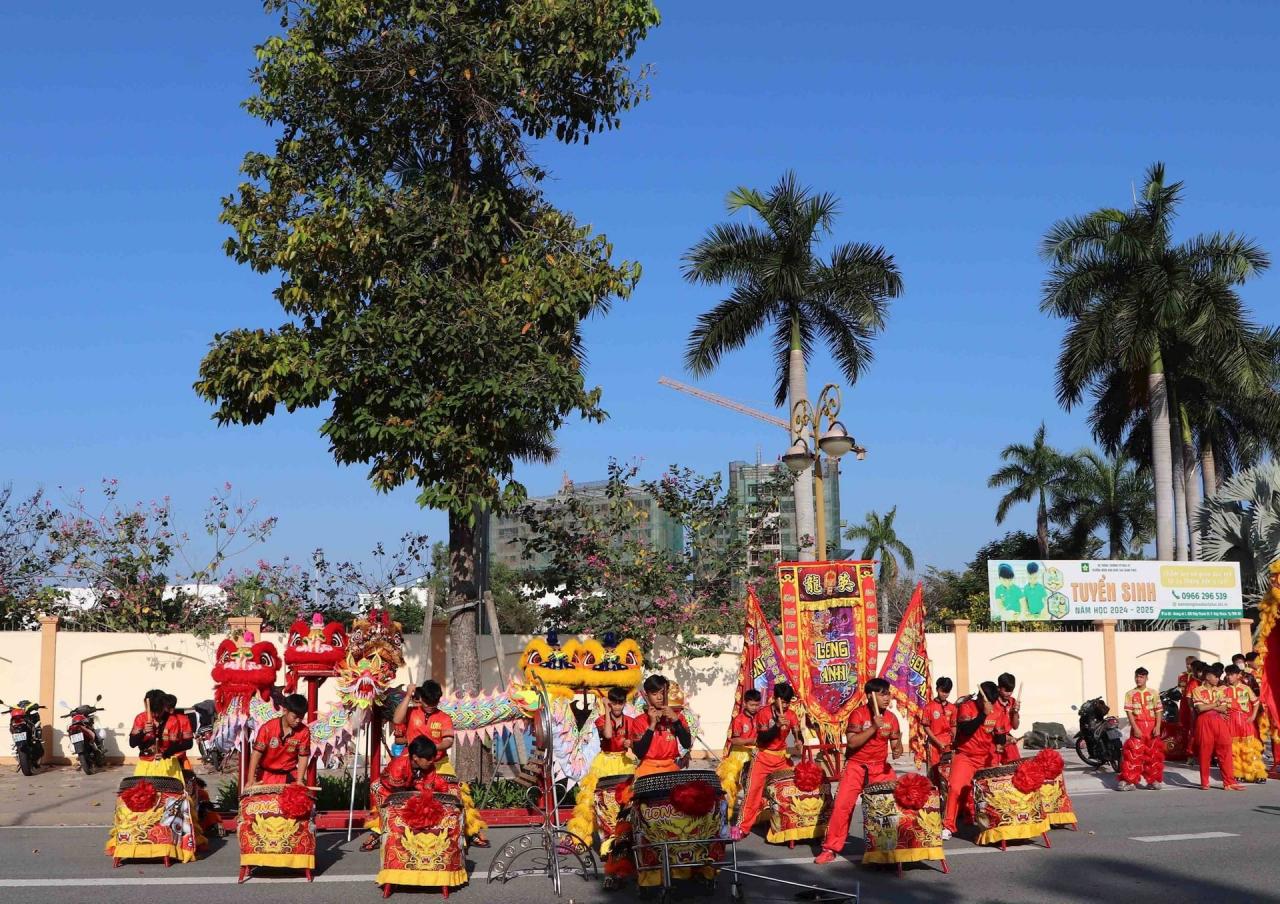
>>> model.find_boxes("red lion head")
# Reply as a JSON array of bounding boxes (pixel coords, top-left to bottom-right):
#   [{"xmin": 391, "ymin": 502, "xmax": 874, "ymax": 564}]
[
  {"xmin": 283, "ymin": 613, "xmax": 350, "ymax": 691},
  {"xmin": 211, "ymin": 633, "xmax": 280, "ymax": 714}
]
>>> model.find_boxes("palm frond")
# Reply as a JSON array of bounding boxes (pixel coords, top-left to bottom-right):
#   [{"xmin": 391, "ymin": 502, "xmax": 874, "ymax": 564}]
[{"xmin": 684, "ymin": 284, "xmax": 776, "ymax": 377}]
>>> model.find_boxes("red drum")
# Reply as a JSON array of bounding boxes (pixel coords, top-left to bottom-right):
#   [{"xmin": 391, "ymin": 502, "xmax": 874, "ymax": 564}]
[
  {"xmin": 631, "ymin": 770, "xmax": 725, "ymax": 888},
  {"xmin": 377, "ymin": 792, "xmax": 468, "ymax": 893},
  {"xmin": 763, "ymin": 768, "xmax": 831, "ymax": 845},
  {"xmin": 106, "ymin": 776, "xmax": 196, "ymax": 866},
  {"xmin": 860, "ymin": 780, "xmax": 945, "ymax": 868},
  {"xmin": 237, "ymin": 784, "xmax": 316, "ymax": 874},
  {"xmin": 972, "ymin": 763, "xmax": 1048, "ymax": 847}
]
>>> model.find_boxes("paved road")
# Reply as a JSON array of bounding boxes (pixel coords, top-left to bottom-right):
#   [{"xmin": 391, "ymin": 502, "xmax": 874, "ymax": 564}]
[{"xmin": 2, "ymin": 760, "xmax": 1279, "ymax": 904}]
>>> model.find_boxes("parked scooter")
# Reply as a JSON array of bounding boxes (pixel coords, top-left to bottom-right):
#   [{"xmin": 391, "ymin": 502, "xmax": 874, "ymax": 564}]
[
  {"xmin": 1073, "ymin": 696, "xmax": 1123, "ymax": 772},
  {"xmin": 2, "ymin": 698, "xmax": 47, "ymax": 776},
  {"xmin": 62, "ymin": 695, "xmax": 108, "ymax": 775},
  {"xmin": 187, "ymin": 699, "xmax": 225, "ymax": 772}
]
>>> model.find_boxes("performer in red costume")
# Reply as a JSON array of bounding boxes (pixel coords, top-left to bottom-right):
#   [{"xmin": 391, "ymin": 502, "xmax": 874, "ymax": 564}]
[
  {"xmin": 629, "ymin": 674, "xmax": 692, "ymax": 778},
  {"xmin": 1182, "ymin": 661, "xmax": 1205, "ymax": 762},
  {"xmin": 1118, "ymin": 667, "xmax": 1163, "ymax": 790},
  {"xmin": 923, "ymin": 677, "xmax": 956, "ymax": 791},
  {"xmin": 943, "ymin": 681, "xmax": 1001, "ymax": 838},
  {"xmin": 814, "ymin": 678, "xmax": 902, "ymax": 864},
  {"xmin": 731, "ymin": 683, "xmax": 801, "ymax": 839},
  {"xmin": 247, "ymin": 694, "xmax": 310, "ymax": 785},
  {"xmin": 1191, "ymin": 668, "xmax": 1242, "ymax": 791},
  {"xmin": 995, "ymin": 673, "xmax": 1020, "ymax": 764}
]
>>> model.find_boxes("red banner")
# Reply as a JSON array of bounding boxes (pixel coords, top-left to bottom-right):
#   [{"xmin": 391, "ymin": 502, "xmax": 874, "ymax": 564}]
[
  {"xmin": 777, "ymin": 561, "xmax": 879, "ymax": 739},
  {"xmin": 878, "ymin": 583, "xmax": 931, "ymax": 768},
  {"xmin": 725, "ymin": 587, "xmax": 795, "ymax": 746}
]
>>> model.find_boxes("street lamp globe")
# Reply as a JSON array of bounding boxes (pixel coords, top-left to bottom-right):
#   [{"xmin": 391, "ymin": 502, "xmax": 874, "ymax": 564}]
[
  {"xmin": 782, "ymin": 439, "xmax": 813, "ymax": 474},
  {"xmin": 818, "ymin": 421, "xmax": 855, "ymax": 459}
]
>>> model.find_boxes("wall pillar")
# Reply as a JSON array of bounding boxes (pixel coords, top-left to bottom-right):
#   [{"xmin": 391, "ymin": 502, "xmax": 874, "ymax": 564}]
[
  {"xmin": 1095, "ymin": 619, "xmax": 1118, "ymax": 712},
  {"xmin": 1233, "ymin": 618, "xmax": 1254, "ymax": 654},
  {"xmin": 227, "ymin": 616, "xmax": 264, "ymax": 640},
  {"xmin": 946, "ymin": 618, "xmax": 970, "ymax": 696},
  {"xmin": 38, "ymin": 615, "xmax": 59, "ymax": 765}
]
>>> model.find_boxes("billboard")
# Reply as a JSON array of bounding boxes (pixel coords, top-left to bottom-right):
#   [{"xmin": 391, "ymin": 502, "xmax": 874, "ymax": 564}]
[{"xmin": 986, "ymin": 559, "xmax": 1242, "ymax": 622}]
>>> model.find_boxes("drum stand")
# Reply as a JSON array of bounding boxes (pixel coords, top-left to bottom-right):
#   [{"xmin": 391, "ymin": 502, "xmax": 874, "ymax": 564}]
[{"xmin": 487, "ymin": 678, "xmax": 598, "ymax": 895}]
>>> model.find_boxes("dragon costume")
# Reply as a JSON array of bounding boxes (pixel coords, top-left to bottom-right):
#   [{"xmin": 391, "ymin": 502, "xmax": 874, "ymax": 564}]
[
  {"xmin": 210, "ymin": 632, "xmax": 281, "ymax": 753},
  {"xmin": 1253, "ymin": 561, "xmax": 1280, "ymax": 759}
]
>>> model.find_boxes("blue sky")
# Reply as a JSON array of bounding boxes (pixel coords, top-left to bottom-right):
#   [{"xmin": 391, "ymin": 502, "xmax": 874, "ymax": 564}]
[{"xmin": 3, "ymin": 2, "xmax": 1278, "ymax": 576}]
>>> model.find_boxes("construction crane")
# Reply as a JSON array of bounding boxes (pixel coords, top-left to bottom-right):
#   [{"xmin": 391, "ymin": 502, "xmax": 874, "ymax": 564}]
[{"xmin": 657, "ymin": 376, "xmax": 789, "ymax": 431}]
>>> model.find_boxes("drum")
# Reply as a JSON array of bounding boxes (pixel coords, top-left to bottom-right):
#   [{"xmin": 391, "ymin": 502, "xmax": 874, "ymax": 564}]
[
  {"xmin": 971, "ymin": 763, "xmax": 1048, "ymax": 847},
  {"xmin": 237, "ymin": 783, "xmax": 316, "ymax": 873},
  {"xmin": 377, "ymin": 792, "xmax": 468, "ymax": 891},
  {"xmin": 594, "ymin": 773, "xmax": 632, "ymax": 850},
  {"xmin": 860, "ymin": 780, "xmax": 945, "ymax": 867},
  {"xmin": 1039, "ymin": 772, "xmax": 1077, "ymax": 828},
  {"xmin": 631, "ymin": 771, "xmax": 725, "ymax": 888},
  {"xmin": 763, "ymin": 768, "xmax": 831, "ymax": 845},
  {"xmin": 106, "ymin": 776, "xmax": 196, "ymax": 865}
]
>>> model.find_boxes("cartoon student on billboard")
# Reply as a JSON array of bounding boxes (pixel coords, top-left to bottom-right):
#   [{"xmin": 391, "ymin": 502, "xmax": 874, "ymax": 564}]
[
  {"xmin": 994, "ymin": 563, "xmax": 1023, "ymax": 618},
  {"xmin": 1023, "ymin": 562, "xmax": 1050, "ymax": 620}
]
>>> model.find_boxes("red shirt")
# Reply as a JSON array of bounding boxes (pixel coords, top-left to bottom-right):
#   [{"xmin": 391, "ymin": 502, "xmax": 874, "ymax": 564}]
[
  {"xmin": 953, "ymin": 698, "xmax": 999, "ymax": 759},
  {"xmin": 131, "ymin": 712, "xmax": 160, "ymax": 759},
  {"xmin": 846, "ymin": 705, "xmax": 900, "ymax": 766},
  {"xmin": 384, "ymin": 752, "xmax": 450, "ymax": 794},
  {"xmin": 755, "ymin": 707, "xmax": 801, "ymax": 752},
  {"xmin": 925, "ymin": 700, "xmax": 956, "ymax": 747},
  {"xmin": 406, "ymin": 707, "xmax": 454, "ymax": 762},
  {"xmin": 629, "ymin": 711, "xmax": 689, "ymax": 762},
  {"xmin": 253, "ymin": 717, "xmax": 311, "ymax": 778},
  {"xmin": 595, "ymin": 713, "xmax": 632, "ymax": 753},
  {"xmin": 728, "ymin": 711, "xmax": 757, "ymax": 746}
]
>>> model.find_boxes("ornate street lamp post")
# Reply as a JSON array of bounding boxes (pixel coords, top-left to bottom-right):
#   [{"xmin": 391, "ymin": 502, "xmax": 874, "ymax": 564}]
[{"xmin": 783, "ymin": 384, "xmax": 866, "ymax": 560}]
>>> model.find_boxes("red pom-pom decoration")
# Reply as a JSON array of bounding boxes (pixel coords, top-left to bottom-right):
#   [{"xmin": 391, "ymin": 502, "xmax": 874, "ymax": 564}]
[
  {"xmin": 400, "ymin": 792, "xmax": 445, "ymax": 830},
  {"xmin": 614, "ymin": 779, "xmax": 634, "ymax": 806},
  {"xmin": 793, "ymin": 761, "xmax": 824, "ymax": 793},
  {"xmin": 279, "ymin": 784, "xmax": 313, "ymax": 820},
  {"xmin": 120, "ymin": 780, "xmax": 159, "ymax": 813},
  {"xmin": 1012, "ymin": 759, "xmax": 1045, "ymax": 794},
  {"xmin": 892, "ymin": 772, "xmax": 934, "ymax": 811},
  {"xmin": 1032, "ymin": 748, "xmax": 1064, "ymax": 780},
  {"xmin": 670, "ymin": 781, "xmax": 719, "ymax": 817}
]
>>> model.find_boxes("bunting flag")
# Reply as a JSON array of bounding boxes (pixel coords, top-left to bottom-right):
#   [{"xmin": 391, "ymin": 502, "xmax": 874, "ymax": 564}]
[
  {"xmin": 878, "ymin": 583, "xmax": 932, "ymax": 769},
  {"xmin": 725, "ymin": 587, "xmax": 795, "ymax": 745}
]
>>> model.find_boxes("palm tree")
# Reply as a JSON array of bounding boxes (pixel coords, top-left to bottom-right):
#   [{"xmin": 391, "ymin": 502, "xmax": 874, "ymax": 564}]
[
  {"xmin": 683, "ymin": 172, "xmax": 903, "ymax": 560},
  {"xmin": 988, "ymin": 422, "xmax": 1068, "ymax": 558},
  {"xmin": 1200, "ymin": 460, "xmax": 1280, "ymax": 603},
  {"xmin": 844, "ymin": 506, "xmax": 915, "ymax": 583},
  {"xmin": 1040, "ymin": 162, "xmax": 1270, "ymax": 562},
  {"xmin": 1051, "ymin": 449, "xmax": 1154, "ymax": 558}
]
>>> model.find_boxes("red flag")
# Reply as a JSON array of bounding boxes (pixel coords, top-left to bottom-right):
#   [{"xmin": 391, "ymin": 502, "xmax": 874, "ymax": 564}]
[
  {"xmin": 878, "ymin": 583, "xmax": 931, "ymax": 769},
  {"xmin": 725, "ymin": 587, "xmax": 794, "ymax": 748}
]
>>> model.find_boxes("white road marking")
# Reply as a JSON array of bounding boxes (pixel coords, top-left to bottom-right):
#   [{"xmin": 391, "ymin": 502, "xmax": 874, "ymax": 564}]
[{"xmin": 1131, "ymin": 831, "xmax": 1239, "ymax": 843}]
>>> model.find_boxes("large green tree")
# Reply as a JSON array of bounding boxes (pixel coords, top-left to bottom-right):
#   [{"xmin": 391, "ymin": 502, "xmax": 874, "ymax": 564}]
[
  {"xmin": 1041, "ymin": 162, "xmax": 1270, "ymax": 562},
  {"xmin": 682, "ymin": 172, "xmax": 903, "ymax": 560},
  {"xmin": 987, "ymin": 422, "xmax": 1069, "ymax": 558},
  {"xmin": 843, "ymin": 506, "xmax": 914, "ymax": 583},
  {"xmin": 1051, "ymin": 449, "xmax": 1153, "ymax": 558},
  {"xmin": 194, "ymin": 0, "xmax": 660, "ymax": 771}
]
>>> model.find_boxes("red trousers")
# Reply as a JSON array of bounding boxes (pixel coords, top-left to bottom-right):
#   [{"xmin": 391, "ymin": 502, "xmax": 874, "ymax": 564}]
[
  {"xmin": 1120, "ymin": 720, "xmax": 1164, "ymax": 785},
  {"xmin": 821, "ymin": 757, "xmax": 894, "ymax": 853},
  {"xmin": 1196, "ymin": 713, "xmax": 1235, "ymax": 788},
  {"xmin": 943, "ymin": 750, "xmax": 991, "ymax": 831},
  {"xmin": 735, "ymin": 750, "xmax": 790, "ymax": 832}
]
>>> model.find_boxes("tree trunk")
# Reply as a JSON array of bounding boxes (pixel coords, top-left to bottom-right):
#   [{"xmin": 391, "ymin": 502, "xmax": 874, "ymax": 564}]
[
  {"xmin": 1109, "ymin": 515, "xmax": 1122, "ymax": 559},
  {"xmin": 1200, "ymin": 440, "xmax": 1218, "ymax": 502},
  {"xmin": 788, "ymin": 313, "xmax": 817, "ymax": 562},
  {"xmin": 447, "ymin": 510, "xmax": 482, "ymax": 780},
  {"xmin": 1181, "ymin": 407, "xmax": 1202, "ymax": 560},
  {"xmin": 1167, "ymin": 379, "xmax": 1188, "ymax": 561},
  {"xmin": 1147, "ymin": 354, "xmax": 1176, "ymax": 561},
  {"xmin": 1036, "ymin": 492, "xmax": 1049, "ymax": 558}
]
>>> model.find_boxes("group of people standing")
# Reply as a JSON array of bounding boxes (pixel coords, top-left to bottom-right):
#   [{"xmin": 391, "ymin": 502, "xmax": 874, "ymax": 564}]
[{"xmin": 1173, "ymin": 654, "xmax": 1267, "ymax": 790}]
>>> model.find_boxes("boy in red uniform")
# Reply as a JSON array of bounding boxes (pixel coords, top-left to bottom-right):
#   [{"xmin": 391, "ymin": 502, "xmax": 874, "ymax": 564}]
[
  {"xmin": 128, "ymin": 689, "xmax": 167, "ymax": 763},
  {"xmin": 1191, "ymin": 668, "xmax": 1242, "ymax": 791},
  {"xmin": 247, "ymin": 694, "xmax": 311, "ymax": 785},
  {"xmin": 995, "ymin": 673, "xmax": 1020, "ymax": 764},
  {"xmin": 943, "ymin": 681, "xmax": 1001, "ymax": 838},
  {"xmin": 731, "ymin": 683, "xmax": 801, "ymax": 839},
  {"xmin": 629, "ymin": 674, "xmax": 692, "ymax": 778},
  {"xmin": 814, "ymin": 678, "xmax": 901, "ymax": 864},
  {"xmin": 597, "ymin": 686, "xmax": 635, "ymax": 754},
  {"xmin": 1183, "ymin": 661, "xmax": 1205, "ymax": 762},
  {"xmin": 923, "ymin": 677, "xmax": 956, "ymax": 791},
  {"xmin": 718, "ymin": 689, "xmax": 761, "ymax": 824},
  {"xmin": 393, "ymin": 679, "xmax": 490, "ymax": 847},
  {"xmin": 1118, "ymin": 667, "xmax": 1163, "ymax": 791}
]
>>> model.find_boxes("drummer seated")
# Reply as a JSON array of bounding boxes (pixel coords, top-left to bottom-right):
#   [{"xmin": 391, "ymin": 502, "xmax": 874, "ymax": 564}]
[
  {"xmin": 247, "ymin": 694, "xmax": 311, "ymax": 786},
  {"xmin": 361, "ymin": 737, "xmax": 450, "ymax": 852}
]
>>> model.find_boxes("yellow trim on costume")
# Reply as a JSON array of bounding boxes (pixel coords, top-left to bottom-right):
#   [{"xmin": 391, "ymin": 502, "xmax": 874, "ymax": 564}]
[
  {"xmin": 376, "ymin": 868, "xmax": 469, "ymax": 888},
  {"xmin": 133, "ymin": 758, "xmax": 184, "ymax": 779},
  {"xmin": 240, "ymin": 853, "xmax": 315, "ymax": 869},
  {"xmin": 1047, "ymin": 812, "xmax": 1077, "ymax": 827},
  {"xmin": 862, "ymin": 845, "xmax": 945, "ymax": 865},
  {"xmin": 436, "ymin": 760, "xmax": 489, "ymax": 837},
  {"xmin": 765, "ymin": 825, "xmax": 824, "ymax": 844},
  {"xmin": 106, "ymin": 842, "xmax": 194, "ymax": 863},
  {"xmin": 567, "ymin": 751, "xmax": 635, "ymax": 850},
  {"xmin": 976, "ymin": 819, "xmax": 1049, "ymax": 846},
  {"xmin": 717, "ymin": 748, "xmax": 752, "ymax": 823}
]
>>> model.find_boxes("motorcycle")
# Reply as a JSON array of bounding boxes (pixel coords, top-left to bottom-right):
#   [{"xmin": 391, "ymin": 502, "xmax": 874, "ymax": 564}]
[
  {"xmin": 1072, "ymin": 696, "xmax": 1123, "ymax": 772},
  {"xmin": 62, "ymin": 695, "xmax": 108, "ymax": 775},
  {"xmin": 2, "ymin": 698, "xmax": 47, "ymax": 776},
  {"xmin": 187, "ymin": 699, "xmax": 228, "ymax": 772}
]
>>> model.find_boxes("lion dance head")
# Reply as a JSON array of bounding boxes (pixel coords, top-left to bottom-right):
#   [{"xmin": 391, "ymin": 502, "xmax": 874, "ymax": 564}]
[
  {"xmin": 520, "ymin": 630, "xmax": 643, "ymax": 699},
  {"xmin": 211, "ymin": 632, "xmax": 280, "ymax": 714},
  {"xmin": 283, "ymin": 613, "xmax": 350, "ymax": 692}
]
